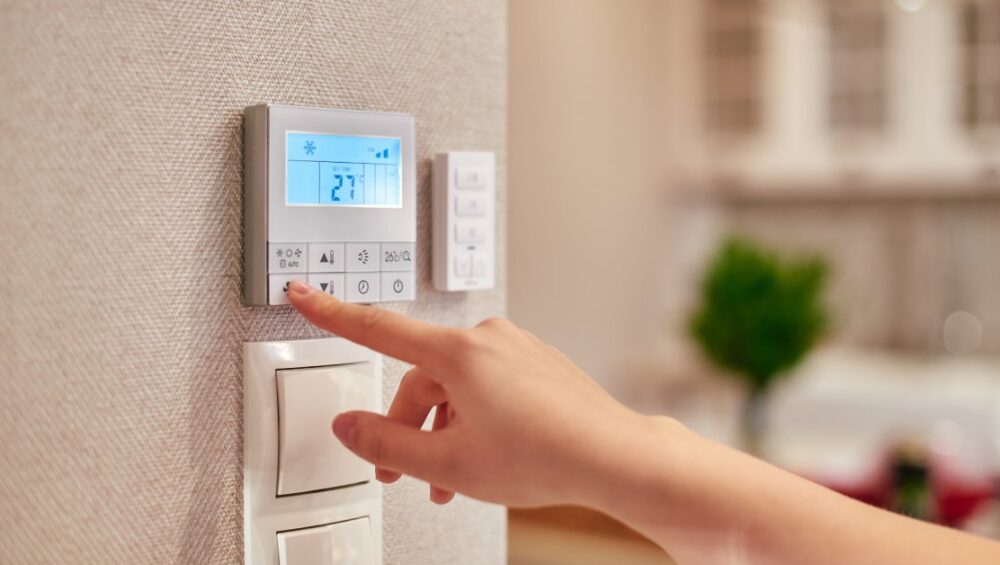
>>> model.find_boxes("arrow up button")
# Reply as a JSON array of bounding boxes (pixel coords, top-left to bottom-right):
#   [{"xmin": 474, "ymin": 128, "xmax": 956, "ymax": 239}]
[{"xmin": 307, "ymin": 243, "xmax": 346, "ymax": 273}]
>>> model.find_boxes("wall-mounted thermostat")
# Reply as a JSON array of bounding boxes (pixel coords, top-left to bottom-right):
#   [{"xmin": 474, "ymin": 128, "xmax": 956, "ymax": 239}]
[
  {"xmin": 243, "ymin": 105, "xmax": 416, "ymax": 306},
  {"xmin": 432, "ymin": 151, "xmax": 495, "ymax": 292}
]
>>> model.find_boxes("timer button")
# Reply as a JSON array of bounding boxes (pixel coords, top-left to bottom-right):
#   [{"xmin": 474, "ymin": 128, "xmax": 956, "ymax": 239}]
[
  {"xmin": 345, "ymin": 273, "xmax": 380, "ymax": 303},
  {"xmin": 346, "ymin": 243, "xmax": 380, "ymax": 272}
]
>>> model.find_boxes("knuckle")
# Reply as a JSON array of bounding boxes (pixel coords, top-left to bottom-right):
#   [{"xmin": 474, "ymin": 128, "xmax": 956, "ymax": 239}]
[
  {"xmin": 449, "ymin": 329, "xmax": 481, "ymax": 354},
  {"xmin": 442, "ymin": 330, "xmax": 483, "ymax": 371},
  {"xmin": 476, "ymin": 316, "xmax": 514, "ymax": 331}
]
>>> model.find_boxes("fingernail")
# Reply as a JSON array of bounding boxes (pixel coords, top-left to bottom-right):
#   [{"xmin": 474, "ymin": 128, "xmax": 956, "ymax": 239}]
[
  {"xmin": 288, "ymin": 280, "xmax": 312, "ymax": 296},
  {"xmin": 332, "ymin": 413, "xmax": 358, "ymax": 449},
  {"xmin": 375, "ymin": 468, "xmax": 400, "ymax": 484}
]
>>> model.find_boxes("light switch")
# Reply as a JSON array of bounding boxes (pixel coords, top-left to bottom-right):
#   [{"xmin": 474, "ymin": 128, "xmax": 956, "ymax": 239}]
[
  {"xmin": 330, "ymin": 517, "xmax": 376, "ymax": 564},
  {"xmin": 278, "ymin": 524, "xmax": 334, "ymax": 565},
  {"xmin": 244, "ymin": 338, "xmax": 383, "ymax": 565},
  {"xmin": 277, "ymin": 518, "xmax": 375, "ymax": 565},
  {"xmin": 276, "ymin": 363, "xmax": 375, "ymax": 496}
]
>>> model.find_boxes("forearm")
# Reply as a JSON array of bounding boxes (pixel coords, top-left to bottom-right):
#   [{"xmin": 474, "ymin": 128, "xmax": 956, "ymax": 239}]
[{"xmin": 577, "ymin": 416, "xmax": 1000, "ymax": 565}]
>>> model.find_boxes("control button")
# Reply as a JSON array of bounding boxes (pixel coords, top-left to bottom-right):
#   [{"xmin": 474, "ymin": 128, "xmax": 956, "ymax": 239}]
[
  {"xmin": 346, "ymin": 273, "xmax": 380, "ymax": 303},
  {"xmin": 276, "ymin": 517, "xmax": 376, "ymax": 565},
  {"xmin": 380, "ymin": 272, "xmax": 415, "ymax": 302},
  {"xmin": 308, "ymin": 243, "xmax": 346, "ymax": 273},
  {"xmin": 380, "ymin": 242, "xmax": 415, "ymax": 272},
  {"xmin": 346, "ymin": 243, "xmax": 380, "ymax": 272},
  {"xmin": 276, "ymin": 364, "xmax": 375, "ymax": 496},
  {"xmin": 455, "ymin": 193, "xmax": 489, "ymax": 217},
  {"xmin": 455, "ymin": 221, "xmax": 487, "ymax": 245},
  {"xmin": 277, "ymin": 523, "xmax": 333, "ymax": 565},
  {"xmin": 455, "ymin": 254, "xmax": 472, "ymax": 277},
  {"xmin": 329, "ymin": 517, "xmax": 376, "ymax": 564},
  {"xmin": 269, "ymin": 274, "xmax": 303, "ymax": 306},
  {"xmin": 269, "ymin": 243, "xmax": 307, "ymax": 273},
  {"xmin": 307, "ymin": 273, "xmax": 346, "ymax": 300},
  {"xmin": 472, "ymin": 253, "xmax": 488, "ymax": 277},
  {"xmin": 455, "ymin": 166, "xmax": 488, "ymax": 190}
]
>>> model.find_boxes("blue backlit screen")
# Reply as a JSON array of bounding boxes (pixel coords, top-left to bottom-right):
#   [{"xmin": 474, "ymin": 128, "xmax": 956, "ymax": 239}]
[{"xmin": 286, "ymin": 132, "xmax": 402, "ymax": 207}]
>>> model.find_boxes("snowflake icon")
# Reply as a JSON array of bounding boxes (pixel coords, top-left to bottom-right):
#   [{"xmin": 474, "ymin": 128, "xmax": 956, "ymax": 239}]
[{"xmin": 304, "ymin": 140, "xmax": 316, "ymax": 155}]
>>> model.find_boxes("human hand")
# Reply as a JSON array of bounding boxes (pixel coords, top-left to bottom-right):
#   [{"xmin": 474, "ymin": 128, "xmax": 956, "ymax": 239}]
[{"xmin": 286, "ymin": 280, "xmax": 647, "ymax": 508}]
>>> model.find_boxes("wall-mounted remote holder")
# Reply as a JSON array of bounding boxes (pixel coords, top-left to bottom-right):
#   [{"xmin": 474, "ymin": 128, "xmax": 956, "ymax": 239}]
[
  {"xmin": 243, "ymin": 105, "xmax": 417, "ymax": 306},
  {"xmin": 432, "ymin": 151, "xmax": 496, "ymax": 292}
]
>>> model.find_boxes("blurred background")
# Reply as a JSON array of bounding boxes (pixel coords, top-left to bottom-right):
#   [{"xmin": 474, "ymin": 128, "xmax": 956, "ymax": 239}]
[{"xmin": 507, "ymin": 0, "xmax": 1000, "ymax": 563}]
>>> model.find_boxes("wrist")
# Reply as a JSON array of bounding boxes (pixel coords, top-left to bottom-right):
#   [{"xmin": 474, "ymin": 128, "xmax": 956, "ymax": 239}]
[{"xmin": 567, "ymin": 412, "xmax": 692, "ymax": 514}]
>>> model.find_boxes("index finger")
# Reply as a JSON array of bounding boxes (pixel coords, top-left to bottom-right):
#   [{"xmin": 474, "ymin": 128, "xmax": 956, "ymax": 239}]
[{"xmin": 287, "ymin": 280, "xmax": 457, "ymax": 367}]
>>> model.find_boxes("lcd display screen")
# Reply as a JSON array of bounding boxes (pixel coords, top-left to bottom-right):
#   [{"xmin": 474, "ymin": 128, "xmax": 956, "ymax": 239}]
[{"xmin": 286, "ymin": 132, "xmax": 402, "ymax": 207}]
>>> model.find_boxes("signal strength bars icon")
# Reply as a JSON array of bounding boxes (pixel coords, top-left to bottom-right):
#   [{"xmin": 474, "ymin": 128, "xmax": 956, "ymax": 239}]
[{"xmin": 375, "ymin": 149, "xmax": 389, "ymax": 159}]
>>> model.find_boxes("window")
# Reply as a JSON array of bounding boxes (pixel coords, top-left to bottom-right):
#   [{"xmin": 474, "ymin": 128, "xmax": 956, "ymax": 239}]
[
  {"xmin": 703, "ymin": 0, "xmax": 765, "ymax": 136},
  {"xmin": 962, "ymin": 0, "xmax": 1000, "ymax": 129},
  {"xmin": 828, "ymin": 0, "xmax": 888, "ymax": 133}
]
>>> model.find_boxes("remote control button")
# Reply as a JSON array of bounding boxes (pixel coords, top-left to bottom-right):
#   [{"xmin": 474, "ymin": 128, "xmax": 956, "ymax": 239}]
[
  {"xmin": 455, "ymin": 254, "xmax": 472, "ymax": 277},
  {"xmin": 346, "ymin": 243, "xmax": 380, "ymax": 272},
  {"xmin": 455, "ymin": 166, "xmax": 488, "ymax": 190},
  {"xmin": 345, "ymin": 273, "xmax": 380, "ymax": 303},
  {"xmin": 268, "ymin": 243, "xmax": 307, "ymax": 273},
  {"xmin": 308, "ymin": 243, "xmax": 346, "ymax": 273},
  {"xmin": 472, "ymin": 253, "xmax": 488, "ymax": 277},
  {"xmin": 380, "ymin": 242, "xmax": 415, "ymax": 272},
  {"xmin": 455, "ymin": 193, "xmax": 489, "ymax": 217},
  {"xmin": 307, "ymin": 273, "xmax": 346, "ymax": 299},
  {"xmin": 455, "ymin": 221, "xmax": 487, "ymax": 245},
  {"xmin": 381, "ymin": 272, "xmax": 415, "ymax": 302}
]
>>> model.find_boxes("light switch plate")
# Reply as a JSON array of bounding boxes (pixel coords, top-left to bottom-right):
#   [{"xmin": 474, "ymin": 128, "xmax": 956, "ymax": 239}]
[{"xmin": 244, "ymin": 337, "xmax": 383, "ymax": 565}]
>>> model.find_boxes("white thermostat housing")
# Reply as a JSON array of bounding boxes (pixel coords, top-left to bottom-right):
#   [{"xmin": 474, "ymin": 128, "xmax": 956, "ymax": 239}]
[
  {"xmin": 432, "ymin": 151, "xmax": 495, "ymax": 291},
  {"xmin": 243, "ymin": 104, "xmax": 417, "ymax": 306}
]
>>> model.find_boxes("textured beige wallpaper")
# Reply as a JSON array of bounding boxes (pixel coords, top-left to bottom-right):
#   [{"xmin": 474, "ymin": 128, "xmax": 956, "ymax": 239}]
[{"xmin": 0, "ymin": 1, "xmax": 507, "ymax": 563}]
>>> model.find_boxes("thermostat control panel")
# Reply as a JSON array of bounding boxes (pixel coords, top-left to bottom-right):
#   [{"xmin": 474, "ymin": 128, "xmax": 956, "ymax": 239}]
[{"xmin": 243, "ymin": 105, "xmax": 416, "ymax": 306}]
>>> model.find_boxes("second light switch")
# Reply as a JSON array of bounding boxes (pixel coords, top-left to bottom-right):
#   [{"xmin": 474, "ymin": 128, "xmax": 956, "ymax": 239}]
[{"xmin": 276, "ymin": 363, "xmax": 376, "ymax": 496}]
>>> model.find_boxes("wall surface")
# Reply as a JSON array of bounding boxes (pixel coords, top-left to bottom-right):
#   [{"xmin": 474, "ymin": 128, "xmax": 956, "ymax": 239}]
[
  {"xmin": 0, "ymin": 2, "xmax": 507, "ymax": 563},
  {"xmin": 508, "ymin": 0, "xmax": 674, "ymax": 395}
]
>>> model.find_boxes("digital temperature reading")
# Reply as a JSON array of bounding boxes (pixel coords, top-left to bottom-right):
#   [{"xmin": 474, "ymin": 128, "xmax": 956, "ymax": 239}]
[{"xmin": 286, "ymin": 133, "xmax": 402, "ymax": 207}]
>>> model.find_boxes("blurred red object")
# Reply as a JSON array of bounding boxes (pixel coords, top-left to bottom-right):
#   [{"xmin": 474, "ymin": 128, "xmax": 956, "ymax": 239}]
[{"xmin": 931, "ymin": 458, "xmax": 996, "ymax": 528}]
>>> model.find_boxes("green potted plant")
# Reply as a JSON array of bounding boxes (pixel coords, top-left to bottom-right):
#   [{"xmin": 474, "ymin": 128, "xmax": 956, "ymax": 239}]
[{"xmin": 688, "ymin": 237, "xmax": 830, "ymax": 453}]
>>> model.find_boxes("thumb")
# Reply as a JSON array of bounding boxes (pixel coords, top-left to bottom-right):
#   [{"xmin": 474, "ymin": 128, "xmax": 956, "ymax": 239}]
[{"xmin": 333, "ymin": 410, "xmax": 452, "ymax": 485}]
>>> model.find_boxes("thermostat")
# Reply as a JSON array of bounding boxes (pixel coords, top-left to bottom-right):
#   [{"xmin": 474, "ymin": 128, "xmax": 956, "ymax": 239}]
[{"xmin": 243, "ymin": 105, "xmax": 416, "ymax": 306}]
